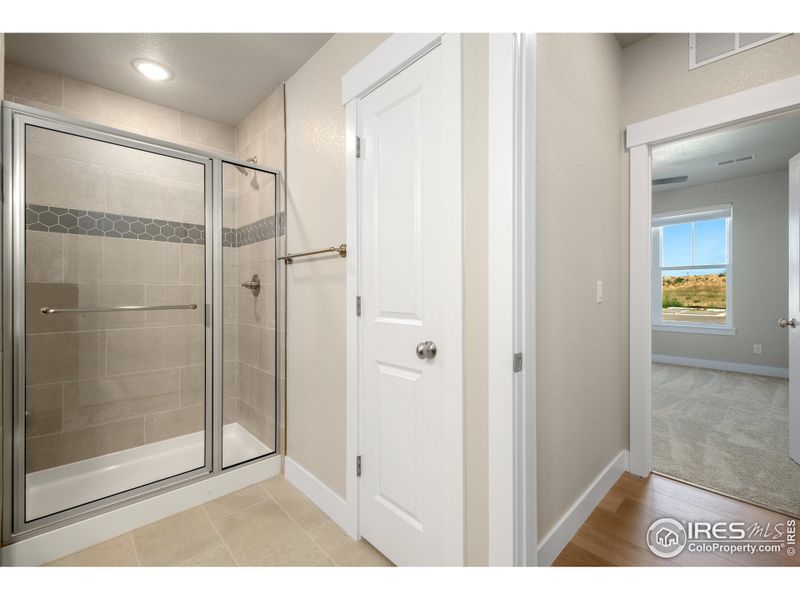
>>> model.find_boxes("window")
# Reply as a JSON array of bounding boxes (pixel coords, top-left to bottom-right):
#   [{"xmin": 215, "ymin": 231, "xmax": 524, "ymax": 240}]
[{"xmin": 651, "ymin": 205, "xmax": 733, "ymax": 333}]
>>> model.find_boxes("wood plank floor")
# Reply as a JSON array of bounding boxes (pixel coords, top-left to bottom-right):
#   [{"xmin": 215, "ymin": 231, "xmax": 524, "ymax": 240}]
[{"xmin": 553, "ymin": 472, "xmax": 800, "ymax": 566}]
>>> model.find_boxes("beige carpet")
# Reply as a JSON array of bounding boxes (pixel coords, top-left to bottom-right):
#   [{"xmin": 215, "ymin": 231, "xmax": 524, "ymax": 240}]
[{"xmin": 652, "ymin": 363, "xmax": 800, "ymax": 517}]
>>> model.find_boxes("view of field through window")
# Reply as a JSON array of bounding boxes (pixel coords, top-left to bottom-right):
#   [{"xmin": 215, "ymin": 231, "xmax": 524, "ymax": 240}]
[{"xmin": 659, "ymin": 216, "xmax": 729, "ymax": 325}]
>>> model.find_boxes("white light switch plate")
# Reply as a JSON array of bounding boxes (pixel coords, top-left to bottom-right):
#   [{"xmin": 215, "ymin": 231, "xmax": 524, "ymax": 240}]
[{"xmin": 596, "ymin": 280, "xmax": 604, "ymax": 304}]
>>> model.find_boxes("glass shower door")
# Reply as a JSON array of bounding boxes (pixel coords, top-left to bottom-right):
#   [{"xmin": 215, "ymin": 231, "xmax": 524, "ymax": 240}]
[
  {"xmin": 220, "ymin": 160, "xmax": 278, "ymax": 468},
  {"xmin": 18, "ymin": 122, "xmax": 212, "ymax": 523}
]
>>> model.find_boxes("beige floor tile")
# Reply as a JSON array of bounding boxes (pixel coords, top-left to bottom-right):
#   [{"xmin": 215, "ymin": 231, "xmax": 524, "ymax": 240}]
[
  {"xmin": 132, "ymin": 506, "xmax": 221, "ymax": 566},
  {"xmin": 179, "ymin": 544, "xmax": 236, "ymax": 567},
  {"xmin": 48, "ymin": 534, "xmax": 138, "ymax": 567},
  {"xmin": 202, "ymin": 484, "xmax": 268, "ymax": 522},
  {"xmin": 261, "ymin": 476, "xmax": 329, "ymax": 532},
  {"xmin": 307, "ymin": 520, "xmax": 393, "ymax": 567},
  {"xmin": 215, "ymin": 498, "xmax": 330, "ymax": 566}
]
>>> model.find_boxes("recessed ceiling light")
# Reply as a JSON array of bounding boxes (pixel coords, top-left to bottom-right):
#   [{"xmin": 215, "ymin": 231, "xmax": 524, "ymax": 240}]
[{"xmin": 132, "ymin": 59, "xmax": 173, "ymax": 81}]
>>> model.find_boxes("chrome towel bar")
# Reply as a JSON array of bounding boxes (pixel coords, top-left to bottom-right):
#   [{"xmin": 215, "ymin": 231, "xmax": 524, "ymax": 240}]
[
  {"xmin": 277, "ymin": 244, "xmax": 347, "ymax": 265},
  {"xmin": 41, "ymin": 304, "xmax": 198, "ymax": 315}
]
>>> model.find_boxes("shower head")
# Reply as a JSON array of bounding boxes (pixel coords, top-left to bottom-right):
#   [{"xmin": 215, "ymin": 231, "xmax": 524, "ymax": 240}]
[{"xmin": 234, "ymin": 156, "xmax": 259, "ymax": 177}]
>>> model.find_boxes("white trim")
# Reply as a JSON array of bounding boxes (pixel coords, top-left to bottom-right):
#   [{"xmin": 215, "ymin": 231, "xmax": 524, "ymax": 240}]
[
  {"xmin": 629, "ymin": 144, "xmax": 653, "ymax": 478},
  {"xmin": 487, "ymin": 32, "xmax": 514, "ymax": 568},
  {"xmin": 343, "ymin": 98, "xmax": 360, "ymax": 540},
  {"xmin": 652, "ymin": 203, "xmax": 732, "ymax": 226},
  {"xmin": 340, "ymin": 33, "xmax": 442, "ymax": 104},
  {"xmin": 487, "ymin": 33, "xmax": 537, "ymax": 567},
  {"xmin": 537, "ymin": 450, "xmax": 629, "ymax": 567},
  {"xmin": 0, "ymin": 455, "xmax": 280, "ymax": 566},
  {"xmin": 343, "ymin": 33, "xmax": 465, "ymax": 565},
  {"xmin": 284, "ymin": 457, "xmax": 352, "ymax": 532},
  {"xmin": 627, "ymin": 73, "xmax": 800, "ymax": 480},
  {"xmin": 439, "ymin": 32, "xmax": 465, "ymax": 567},
  {"xmin": 653, "ymin": 324, "xmax": 736, "ymax": 335},
  {"xmin": 626, "ymin": 74, "xmax": 800, "ymax": 148},
  {"xmin": 653, "ymin": 354, "xmax": 789, "ymax": 379}
]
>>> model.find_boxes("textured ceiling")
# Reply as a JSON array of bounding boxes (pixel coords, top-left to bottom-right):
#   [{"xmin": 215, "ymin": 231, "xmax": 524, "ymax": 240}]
[
  {"xmin": 5, "ymin": 33, "xmax": 333, "ymax": 126},
  {"xmin": 652, "ymin": 110, "xmax": 800, "ymax": 192}
]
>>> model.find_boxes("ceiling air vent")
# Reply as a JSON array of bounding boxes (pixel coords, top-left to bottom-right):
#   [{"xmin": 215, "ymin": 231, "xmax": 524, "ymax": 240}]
[
  {"xmin": 717, "ymin": 153, "xmax": 757, "ymax": 167},
  {"xmin": 689, "ymin": 33, "xmax": 792, "ymax": 70}
]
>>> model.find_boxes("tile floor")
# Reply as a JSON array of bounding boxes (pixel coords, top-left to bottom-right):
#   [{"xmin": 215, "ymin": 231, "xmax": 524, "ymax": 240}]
[{"xmin": 48, "ymin": 476, "xmax": 393, "ymax": 567}]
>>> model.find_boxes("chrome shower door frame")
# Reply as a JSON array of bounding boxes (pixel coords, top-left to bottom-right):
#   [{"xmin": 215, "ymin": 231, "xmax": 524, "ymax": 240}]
[{"xmin": 1, "ymin": 102, "xmax": 281, "ymax": 544}]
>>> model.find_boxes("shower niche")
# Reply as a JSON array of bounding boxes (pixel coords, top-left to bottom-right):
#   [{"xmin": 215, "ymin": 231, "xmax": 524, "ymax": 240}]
[{"xmin": 2, "ymin": 103, "xmax": 280, "ymax": 539}]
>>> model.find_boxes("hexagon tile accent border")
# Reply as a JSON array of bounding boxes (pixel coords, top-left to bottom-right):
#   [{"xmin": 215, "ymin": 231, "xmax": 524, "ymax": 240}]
[{"xmin": 26, "ymin": 204, "xmax": 284, "ymax": 248}]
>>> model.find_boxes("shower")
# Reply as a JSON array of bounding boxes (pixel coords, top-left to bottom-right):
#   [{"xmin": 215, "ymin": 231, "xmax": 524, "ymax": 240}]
[{"xmin": 2, "ymin": 102, "xmax": 281, "ymax": 542}]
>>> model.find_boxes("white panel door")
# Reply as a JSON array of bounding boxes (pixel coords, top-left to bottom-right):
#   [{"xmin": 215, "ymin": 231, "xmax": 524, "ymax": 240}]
[
  {"xmin": 789, "ymin": 153, "xmax": 800, "ymax": 465},
  {"xmin": 358, "ymin": 44, "xmax": 461, "ymax": 566}
]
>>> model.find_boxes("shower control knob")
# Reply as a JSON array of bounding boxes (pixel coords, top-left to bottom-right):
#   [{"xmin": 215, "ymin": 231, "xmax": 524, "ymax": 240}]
[{"xmin": 416, "ymin": 341, "xmax": 437, "ymax": 360}]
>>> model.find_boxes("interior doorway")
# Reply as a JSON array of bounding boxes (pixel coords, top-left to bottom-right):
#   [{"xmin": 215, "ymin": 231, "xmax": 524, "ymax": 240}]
[{"xmin": 647, "ymin": 111, "xmax": 800, "ymax": 517}]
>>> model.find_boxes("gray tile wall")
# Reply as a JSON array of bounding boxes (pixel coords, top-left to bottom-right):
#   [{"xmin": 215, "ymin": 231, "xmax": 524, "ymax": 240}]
[{"xmin": 233, "ymin": 84, "xmax": 285, "ymax": 454}]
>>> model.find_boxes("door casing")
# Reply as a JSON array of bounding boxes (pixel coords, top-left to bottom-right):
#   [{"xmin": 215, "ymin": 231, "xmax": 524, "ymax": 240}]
[{"xmin": 626, "ymin": 74, "xmax": 800, "ymax": 477}]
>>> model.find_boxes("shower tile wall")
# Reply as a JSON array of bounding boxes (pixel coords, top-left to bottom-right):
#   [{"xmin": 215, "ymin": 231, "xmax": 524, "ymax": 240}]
[
  {"xmin": 234, "ymin": 85, "xmax": 285, "ymax": 453},
  {"xmin": 5, "ymin": 62, "xmax": 237, "ymax": 472},
  {"xmin": 5, "ymin": 61, "xmax": 284, "ymax": 474},
  {"xmin": 5, "ymin": 62, "xmax": 235, "ymax": 154}
]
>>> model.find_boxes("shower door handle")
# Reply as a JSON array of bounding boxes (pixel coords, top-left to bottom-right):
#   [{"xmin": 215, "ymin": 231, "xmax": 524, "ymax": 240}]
[{"xmin": 41, "ymin": 304, "xmax": 198, "ymax": 315}]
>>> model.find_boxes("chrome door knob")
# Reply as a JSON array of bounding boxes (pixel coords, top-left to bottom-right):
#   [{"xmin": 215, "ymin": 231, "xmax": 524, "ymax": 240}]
[
  {"xmin": 416, "ymin": 341, "xmax": 437, "ymax": 359},
  {"xmin": 778, "ymin": 318, "xmax": 797, "ymax": 328}
]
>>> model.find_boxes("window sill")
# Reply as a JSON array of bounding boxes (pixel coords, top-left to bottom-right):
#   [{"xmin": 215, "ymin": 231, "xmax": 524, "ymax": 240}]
[{"xmin": 652, "ymin": 323, "xmax": 736, "ymax": 336}]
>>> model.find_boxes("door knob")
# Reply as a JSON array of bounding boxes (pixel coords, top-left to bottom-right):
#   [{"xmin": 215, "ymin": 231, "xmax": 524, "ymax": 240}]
[
  {"xmin": 416, "ymin": 341, "xmax": 437, "ymax": 360},
  {"xmin": 778, "ymin": 318, "xmax": 797, "ymax": 328}
]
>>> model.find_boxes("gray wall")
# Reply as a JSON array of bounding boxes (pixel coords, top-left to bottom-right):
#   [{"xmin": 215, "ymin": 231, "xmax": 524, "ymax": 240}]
[
  {"xmin": 653, "ymin": 170, "xmax": 789, "ymax": 369},
  {"xmin": 285, "ymin": 33, "xmax": 492, "ymax": 565},
  {"xmin": 285, "ymin": 33, "xmax": 389, "ymax": 498},
  {"xmin": 536, "ymin": 33, "xmax": 626, "ymax": 541}
]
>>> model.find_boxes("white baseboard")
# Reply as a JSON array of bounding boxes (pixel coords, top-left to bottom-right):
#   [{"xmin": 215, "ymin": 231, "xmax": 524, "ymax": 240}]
[
  {"xmin": 537, "ymin": 450, "xmax": 628, "ymax": 566},
  {"xmin": 652, "ymin": 354, "xmax": 789, "ymax": 378},
  {"xmin": 284, "ymin": 456, "xmax": 356, "ymax": 538},
  {"xmin": 0, "ymin": 455, "xmax": 281, "ymax": 566}
]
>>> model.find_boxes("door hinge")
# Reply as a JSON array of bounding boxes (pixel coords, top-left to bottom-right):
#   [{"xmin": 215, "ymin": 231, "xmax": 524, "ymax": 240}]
[
  {"xmin": 355, "ymin": 136, "xmax": 363, "ymax": 158},
  {"xmin": 356, "ymin": 295, "xmax": 362, "ymax": 316},
  {"xmin": 513, "ymin": 352, "xmax": 523, "ymax": 373},
  {"xmin": 356, "ymin": 455, "xmax": 362, "ymax": 477}
]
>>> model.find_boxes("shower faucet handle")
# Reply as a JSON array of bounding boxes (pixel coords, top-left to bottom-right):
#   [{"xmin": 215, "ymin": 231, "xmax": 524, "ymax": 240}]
[{"xmin": 241, "ymin": 274, "xmax": 261, "ymax": 297}]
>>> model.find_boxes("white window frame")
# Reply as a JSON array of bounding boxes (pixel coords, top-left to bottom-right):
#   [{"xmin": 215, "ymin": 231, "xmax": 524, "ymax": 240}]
[{"xmin": 651, "ymin": 203, "xmax": 734, "ymax": 335}]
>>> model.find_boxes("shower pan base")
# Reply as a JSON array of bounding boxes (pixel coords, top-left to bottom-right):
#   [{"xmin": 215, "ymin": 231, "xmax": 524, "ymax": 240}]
[{"xmin": 26, "ymin": 423, "xmax": 271, "ymax": 521}]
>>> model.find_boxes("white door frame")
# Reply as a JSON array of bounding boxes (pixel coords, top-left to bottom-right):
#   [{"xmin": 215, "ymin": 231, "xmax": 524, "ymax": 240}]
[
  {"xmin": 343, "ymin": 33, "xmax": 464, "ymax": 562},
  {"xmin": 626, "ymin": 74, "xmax": 800, "ymax": 477},
  {"xmin": 487, "ymin": 33, "xmax": 537, "ymax": 567}
]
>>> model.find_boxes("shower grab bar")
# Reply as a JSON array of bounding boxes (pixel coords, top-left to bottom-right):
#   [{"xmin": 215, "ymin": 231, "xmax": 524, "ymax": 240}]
[
  {"xmin": 277, "ymin": 244, "xmax": 347, "ymax": 264},
  {"xmin": 41, "ymin": 304, "xmax": 198, "ymax": 315}
]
